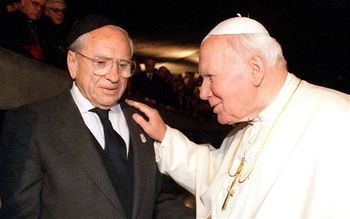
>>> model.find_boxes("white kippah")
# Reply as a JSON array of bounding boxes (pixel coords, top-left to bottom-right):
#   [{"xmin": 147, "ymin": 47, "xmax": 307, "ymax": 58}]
[{"xmin": 207, "ymin": 16, "xmax": 269, "ymax": 36}]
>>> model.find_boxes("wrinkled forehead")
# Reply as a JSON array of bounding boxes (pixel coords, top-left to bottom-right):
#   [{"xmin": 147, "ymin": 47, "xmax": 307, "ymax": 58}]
[
  {"xmin": 88, "ymin": 26, "xmax": 129, "ymax": 43},
  {"xmin": 199, "ymin": 35, "xmax": 244, "ymax": 74},
  {"xmin": 198, "ymin": 37, "xmax": 220, "ymax": 73},
  {"xmin": 200, "ymin": 35, "xmax": 233, "ymax": 58},
  {"xmin": 83, "ymin": 26, "xmax": 132, "ymax": 54}
]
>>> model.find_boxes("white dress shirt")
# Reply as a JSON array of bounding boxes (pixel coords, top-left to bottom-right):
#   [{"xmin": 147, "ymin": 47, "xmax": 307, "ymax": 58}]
[{"xmin": 70, "ymin": 83, "xmax": 130, "ymax": 156}]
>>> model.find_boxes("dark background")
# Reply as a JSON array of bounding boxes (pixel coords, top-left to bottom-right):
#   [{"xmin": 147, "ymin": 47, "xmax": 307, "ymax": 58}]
[{"xmin": 63, "ymin": 0, "xmax": 350, "ymax": 92}]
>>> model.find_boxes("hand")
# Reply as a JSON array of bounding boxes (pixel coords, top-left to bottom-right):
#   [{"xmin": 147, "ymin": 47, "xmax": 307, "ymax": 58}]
[{"xmin": 125, "ymin": 99, "xmax": 167, "ymax": 142}]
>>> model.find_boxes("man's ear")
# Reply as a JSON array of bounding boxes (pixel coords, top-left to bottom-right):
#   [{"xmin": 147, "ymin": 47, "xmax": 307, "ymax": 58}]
[
  {"xmin": 67, "ymin": 50, "xmax": 78, "ymax": 79},
  {"xmin": 249, "ymin": 55, "xmax": 265, "ymax": 87}
]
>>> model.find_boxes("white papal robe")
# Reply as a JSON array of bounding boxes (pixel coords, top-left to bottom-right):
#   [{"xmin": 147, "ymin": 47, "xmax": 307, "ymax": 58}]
[{"xmin": 154, "ymin": 73, "xmax": 350, "ymax": 219}]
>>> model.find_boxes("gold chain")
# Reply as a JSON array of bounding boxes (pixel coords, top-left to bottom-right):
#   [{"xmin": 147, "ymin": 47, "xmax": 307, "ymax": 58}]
[
  {"xmin": 221, "ymin": 123, "xmax": 249, "ymax": 211},
  {"xmin": 221, "ymin": 79, "xmax": 302, "ymax": 211}
]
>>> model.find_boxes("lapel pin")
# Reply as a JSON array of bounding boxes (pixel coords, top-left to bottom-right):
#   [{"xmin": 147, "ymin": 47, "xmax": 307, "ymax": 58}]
[{"xmin": 140, "ymin": 134, "xmax": 147, "ymax": 143}]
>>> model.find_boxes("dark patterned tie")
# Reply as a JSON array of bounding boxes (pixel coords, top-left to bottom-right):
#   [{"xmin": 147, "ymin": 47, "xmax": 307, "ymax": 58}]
[
  {"xmin": 90, "ymin": 108, "xmax": 133, "ymax": 218},
  {"xmin": 89, "ymin": 108, "xmax": 127, "ymax": 171}
]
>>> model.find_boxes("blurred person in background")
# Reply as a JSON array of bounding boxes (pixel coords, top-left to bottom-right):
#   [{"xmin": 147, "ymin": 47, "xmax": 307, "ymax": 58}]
[
  {"xmin": 40, "ymin": 0, "xmax": 69, "ymax": 69},
  {"xmin": 131, "ymin": 58, "xmax": 163, "ymax": 104},
  {"xmin": 0, "ymin": 0, "xmax": 20, "ymax": 14},
  {"xmin": 0, "ymin": 0, "xmax": 46, "ymax": 60},
  {"xmin": 44, "ymin": 0, "xmax": 65, "ymax": 25}
]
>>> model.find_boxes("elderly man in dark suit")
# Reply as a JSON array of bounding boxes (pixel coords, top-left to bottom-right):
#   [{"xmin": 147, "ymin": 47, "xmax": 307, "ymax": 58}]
[{"xmin": 0, "ymin": 15, "xmax": 194, "ymax": 219}]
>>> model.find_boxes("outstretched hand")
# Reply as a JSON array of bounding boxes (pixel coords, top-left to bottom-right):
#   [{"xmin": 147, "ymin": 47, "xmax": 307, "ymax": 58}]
[{"xmin": 125, "ymin": 99, "xmax": 167, "ymax": 142}]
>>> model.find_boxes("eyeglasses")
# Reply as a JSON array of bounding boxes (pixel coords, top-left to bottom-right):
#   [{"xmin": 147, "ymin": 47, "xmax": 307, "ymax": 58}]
[
  {"xmin": 48, "ymin": 7, "xmax": 66, "ymax": 14},
  {"xmin": 31, "ymin": 0, "xmax": 45, "ymax": 9},
  {"xmin": 75, "ymin": 51, "xmax": 136, "ymax": 78}
]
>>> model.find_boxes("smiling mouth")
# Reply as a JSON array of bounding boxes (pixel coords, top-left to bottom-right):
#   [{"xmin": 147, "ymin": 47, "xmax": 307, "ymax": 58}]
[
  {"xmin": 105, "ymin": 87, "xmax": 117, "ymax": 90},
  {"xmin": 102, "ymin": 87, "xmax": 118, "ymax": 94}
]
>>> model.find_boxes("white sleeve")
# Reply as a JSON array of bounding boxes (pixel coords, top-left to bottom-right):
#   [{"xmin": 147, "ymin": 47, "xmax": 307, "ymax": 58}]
[{"xmin": 154, "ymin": 125, "xmax": 212, "ymax": 194}]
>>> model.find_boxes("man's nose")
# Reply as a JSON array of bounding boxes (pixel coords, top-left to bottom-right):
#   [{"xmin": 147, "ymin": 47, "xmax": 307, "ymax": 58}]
[
  {"xmin": 105, "ymin": 62, "xmax": 121, "ymax": 82},
  {"xmin": 199, "ymin": 80, "xmax": 212, "ymax": 100}
]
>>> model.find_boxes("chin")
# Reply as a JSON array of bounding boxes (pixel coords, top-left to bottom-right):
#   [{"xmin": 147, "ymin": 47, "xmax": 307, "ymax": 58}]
[
  {"xmin": 217, "ymin": 114, "xmax": 238, "ymax": 125},
  {"xmin": 216, "ymin": 115, "xmax": 228, "ymax": 125},
  {"xmin": 100, "ymin": 97, "xmax": 120, "ymax": 107}
]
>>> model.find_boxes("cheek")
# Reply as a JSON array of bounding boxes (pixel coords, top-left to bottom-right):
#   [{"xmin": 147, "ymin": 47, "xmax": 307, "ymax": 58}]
[
  {"xmin": 211, "ymin": 80, "xmax": 230, "ymax": 100},
  {"xmin": 214, "ymin": 82, "xmax": 241, "ymax": 112},
  {"xmin": 87, "ymin": 80, "xmax": 98, "ymax": 96},
  {"xmin": 119, "ymin": 79, "xmax": 128, "ymax": 90},
  {"xmin": 78, "ymin": 74, "xmax": 98, "ymax": 97}
]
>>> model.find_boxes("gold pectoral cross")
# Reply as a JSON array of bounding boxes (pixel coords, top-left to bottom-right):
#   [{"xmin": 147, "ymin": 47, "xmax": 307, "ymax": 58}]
[{"xmin": 221, "ymin": 158, "xmax": 246, "ymax": 211}]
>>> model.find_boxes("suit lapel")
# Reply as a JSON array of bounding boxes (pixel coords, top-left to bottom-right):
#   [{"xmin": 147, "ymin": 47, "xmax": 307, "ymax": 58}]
[
  {"xmin": 56, "ymin": 92, "xmax": 125, "ymax": 215},
  {"xmin": 122, "ymin": 103, "xmax": 154, "ymax": 218}
]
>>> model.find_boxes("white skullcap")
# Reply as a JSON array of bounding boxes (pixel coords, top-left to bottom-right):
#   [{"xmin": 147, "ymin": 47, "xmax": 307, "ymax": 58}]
[{"xmin": 207, "ymin": 16, "xmax": 269, "ymax": 36}]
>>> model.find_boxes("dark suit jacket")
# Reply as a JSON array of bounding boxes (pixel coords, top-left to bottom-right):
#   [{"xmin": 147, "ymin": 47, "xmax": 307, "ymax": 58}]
[{"xmin": 0, "ymin": 90, "xmax": 194, "ymax": 219}]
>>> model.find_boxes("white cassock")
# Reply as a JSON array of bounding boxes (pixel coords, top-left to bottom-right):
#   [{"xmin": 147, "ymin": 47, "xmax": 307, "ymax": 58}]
[{"xmin": 154, "ymin": 73, "xmax": 350, "ymax": 219}]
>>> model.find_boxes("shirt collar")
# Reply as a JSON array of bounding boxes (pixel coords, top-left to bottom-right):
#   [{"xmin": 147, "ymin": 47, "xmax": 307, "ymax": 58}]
[
  {"xmin": 70, "ymin": 82, "xmax": 121, "ymax": 114},
  {"xmin": 254, "ymin": 73, "xmax": 300, "ymax": 123}
]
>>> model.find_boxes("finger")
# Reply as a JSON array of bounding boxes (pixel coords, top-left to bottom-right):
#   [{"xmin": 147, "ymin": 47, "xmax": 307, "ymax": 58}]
[
  {"xmin": 125, "ymin": 99, "xmax": 153, "ymax": 115},
  {"xmin": 125, "ymin": 99, "xmax": 147, "ymax": 108},
  {"xmin": 131, "ymin": 113, "xmax": 149, "ymax": 129}
]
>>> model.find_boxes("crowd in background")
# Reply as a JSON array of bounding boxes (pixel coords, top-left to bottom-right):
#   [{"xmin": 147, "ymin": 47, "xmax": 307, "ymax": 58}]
[
  {"xmin": 0, "ymin": 0, "xmax": 68, "ymax": 69},
  {"xmin": 0, "ymin": 0, "xmax": 215, "ymax": 122},
  {"xmin": 0, "ymin": 0, "xmax": 348, "ymax": 121},
  {"xmin": 127, "ymin": 58, "xmax": 214, "ymax": 121}
]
